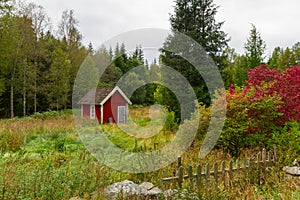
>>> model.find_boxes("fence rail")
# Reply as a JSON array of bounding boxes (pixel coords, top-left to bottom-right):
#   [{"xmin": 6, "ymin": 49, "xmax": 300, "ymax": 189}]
[{"xmin": 162, "ymin": 146, "xmax": 278, "ymax": 188}]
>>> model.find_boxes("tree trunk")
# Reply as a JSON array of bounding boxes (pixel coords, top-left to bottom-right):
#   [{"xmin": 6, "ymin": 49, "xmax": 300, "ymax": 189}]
[
  {"xmin": 34, "ymin": 89, "xmax": 37, "ymax": 113},
  {"xmin": 23, "ymin": 65, "xmax": 26, "ymax": 117},
  {"xmin": 23, "ymin": 90, "xmax": 26, "ymax": 116},
  {"xmin": 34, "ymin": 59, "xmax": 38, "ymax": 114},
  {"xmin": 10, "ymin": 77, "xmax": 14, "ymax": 118}
]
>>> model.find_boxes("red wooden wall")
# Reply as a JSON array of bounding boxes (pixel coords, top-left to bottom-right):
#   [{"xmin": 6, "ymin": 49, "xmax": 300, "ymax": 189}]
[
  {"xmin": 103, "ymin": 91, "xmax": 127, "ymax": 124},
  {"xmin": 95, "ymin": 105, "xmax": 101, "ymax": 122}
]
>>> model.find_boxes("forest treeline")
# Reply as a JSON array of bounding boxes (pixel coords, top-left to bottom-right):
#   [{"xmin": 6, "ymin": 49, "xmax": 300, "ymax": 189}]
[
  {"xmin": 0, "ymin": 0, "xmax": 89, "ymax": 118},
  {"xmin": 0, "ymin": 0, "xmax": 158, "ymax": 118},
  {"xmin": 1, "ymin": 0, "xmax": 300, "ymax": 119}
]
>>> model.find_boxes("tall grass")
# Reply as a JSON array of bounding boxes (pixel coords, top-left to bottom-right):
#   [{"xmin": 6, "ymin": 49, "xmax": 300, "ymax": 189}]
[{"xmin": 0, "ymin": 108, "xmax": 299, "ymax": 199}]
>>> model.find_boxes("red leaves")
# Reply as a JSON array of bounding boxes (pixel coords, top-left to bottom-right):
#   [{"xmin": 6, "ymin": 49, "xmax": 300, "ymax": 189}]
[{"xmin": 246, "ymin": 64, "xmax": 300, "ymax": 123}]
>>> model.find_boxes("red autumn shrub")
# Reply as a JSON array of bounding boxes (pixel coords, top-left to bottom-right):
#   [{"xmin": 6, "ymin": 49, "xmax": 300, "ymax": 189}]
[
  {"xmin": 217, "ymin": 86, "xmax": 282, "ymax": 157},
  {"xmin": 247, "ymin": 64, "xmax": 300, "ymax": 123},
  {"xmin": 217, "ymin": 64, "xmax": 300, "ymax": 156}
]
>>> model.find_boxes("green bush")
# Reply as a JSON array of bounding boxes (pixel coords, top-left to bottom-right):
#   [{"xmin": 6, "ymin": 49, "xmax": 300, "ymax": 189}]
[
  {"xmin": 163, "ymin": 111, "xmax": 179, "ymax": 132},
  {"xmin": 269, "ymin": 121, "xmax": 300, "ymax": 165},
  {"xmin": 195, "ymin": 103, "xmax": 211, "ymax": 141},
  {"xmin": 216, "ymin": 86, "xmax": 283, "ymax": 157},
  {"xmin": 0, "ymin": 130, "xmax": 25, "ymax": 152}
]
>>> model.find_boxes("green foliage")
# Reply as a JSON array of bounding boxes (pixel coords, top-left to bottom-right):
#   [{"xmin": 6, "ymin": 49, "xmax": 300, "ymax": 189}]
[
  {"xmin": 169, "ymin": 0, "xmax": 229, "ymax": 66},
  {"xmin": 270, "ymin": 121, "xmax": 300, "ymax": 165},
  {"xmin": 0, "ymin": 130, "xmax": 25, "ymax": 152},
  {"xmin": 163, "ymin": 111, "xmax": 179, "ymax": 132},
  {"xmin": 160, "ymin": 0, "xmax": 229, "ymax": 116},
  {"xmin": 0, "ymin": 4, "xmax": 88, "ymax": 118},
  {"xmin": 268, "ymin": 43, "xmax": 300, "ymax": 70},
  {"xmin": 217, "ymin": 86, "xmax": 283, "ymax": 157},
  {"xmin": 222, "ymin": 49, "xmax": 249, "ymax": 87},
  {"xmin": 0, "ymin": 108, "xmax": 299, "ymax": 199},
  {"xmin": 47, "ymin": 47, "xmax": 72, "ymax": 110},
  {"xmin": 244, "ymin": 24, "xmax": 266, "ymax": 68},
  {"xmin": 195, "ymin": 103, "xmax": 211, "ymax": 140},
  {"xmin": 223, "ymin": 24, "xmax": 266, "ymax": 88}
]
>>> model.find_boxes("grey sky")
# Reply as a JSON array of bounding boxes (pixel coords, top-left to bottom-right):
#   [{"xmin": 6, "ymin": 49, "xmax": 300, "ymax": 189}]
[{"xmin": 31, "ymin": 0, "xmax": 300, "ymax": 57}]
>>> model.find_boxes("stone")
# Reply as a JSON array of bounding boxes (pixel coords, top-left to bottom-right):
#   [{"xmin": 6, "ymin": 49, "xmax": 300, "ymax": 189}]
[
  {"xmin": 147, "ymin": 187, "xmax": 162, "ymax": 196},
  {"xmin": 292, "ymin": 159, "xmax": 299, "ymax": 167},
  {"xmin": 105, "ymin": 180, "xmax": 163, "ymax": 199},
  {"xmin": 139, "ymin": 182, "xmax": 154, "ymax": 190},
  {"xmin": 164, "ymin": 189, "xmax": 178, "ymax": 199},
  {"xmin": 283, "ymin": 166, "xmax": 300, "ymax": 176}
]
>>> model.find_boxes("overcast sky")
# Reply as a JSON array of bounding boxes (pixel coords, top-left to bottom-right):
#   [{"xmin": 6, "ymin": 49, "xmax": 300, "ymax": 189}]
[{"xmin": 31, "ymin": 0, "xmax": 300, "ymax": 57}]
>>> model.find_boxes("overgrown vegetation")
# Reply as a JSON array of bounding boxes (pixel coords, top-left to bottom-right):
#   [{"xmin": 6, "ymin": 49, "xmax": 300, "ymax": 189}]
[
  {"xmin": 0, "ymin": 0, "xmax": 300, "ymax": 199},
  {"xmin": 0, "ymin": 107, "xmax": 299, "ymax": 199}
]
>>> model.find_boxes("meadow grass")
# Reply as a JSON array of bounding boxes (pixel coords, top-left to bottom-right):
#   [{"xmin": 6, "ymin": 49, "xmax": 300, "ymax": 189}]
[{"xmin": 0, "ymin": 108, "xmax": 299, "ymax": 199}]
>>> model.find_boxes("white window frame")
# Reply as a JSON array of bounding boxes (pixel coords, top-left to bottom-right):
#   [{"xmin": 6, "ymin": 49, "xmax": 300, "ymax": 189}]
[
  {"xmin": 118, "ymin": 106, "xmax": 126, "ymax": 124},
  {"xmin": 90, "ymin": 105, "xmax": 95, "ymax": 119}
]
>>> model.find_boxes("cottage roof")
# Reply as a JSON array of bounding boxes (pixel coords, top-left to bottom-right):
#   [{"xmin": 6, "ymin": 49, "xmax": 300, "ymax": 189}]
[{"xmin": 78, "ymin": 86, "xmax": 132, "ymax": 105}]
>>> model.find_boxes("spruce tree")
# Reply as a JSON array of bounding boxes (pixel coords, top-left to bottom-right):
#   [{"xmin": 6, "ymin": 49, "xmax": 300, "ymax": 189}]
[
  {"xmin": 159, "ymin": 0, "xmax": 229, "ymax": 119},
  {"xmin": 168, "ymin": 0, "xmax": 229, "ymax": 66},
  {"xmin": 244, "ymin": 24, "xmax": 266, "ymax": 68}
]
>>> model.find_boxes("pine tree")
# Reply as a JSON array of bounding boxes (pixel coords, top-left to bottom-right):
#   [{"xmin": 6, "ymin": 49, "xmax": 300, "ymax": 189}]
[
  {"xmin": 159, "ymin": 0, "xmax": 229, "ymax": 119},
  {"xmin": 268, "ymin": 47, "xmax": 282, "ymax": 69},
  {"xmin": 244, "ymin": 24, "xmax": 266, "ymax": 68},
  {"xmin": 168, "ymin": 0, "xmax": 229, "ymax": 65}
]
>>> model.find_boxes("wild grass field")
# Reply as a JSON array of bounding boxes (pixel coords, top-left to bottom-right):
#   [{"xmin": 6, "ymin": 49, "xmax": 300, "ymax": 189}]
[{"xmin": 0, "ymin": 108, "xmax": 299, "ymax": 199}]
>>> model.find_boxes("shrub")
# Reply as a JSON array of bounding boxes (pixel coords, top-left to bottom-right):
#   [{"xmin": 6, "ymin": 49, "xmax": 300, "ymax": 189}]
[
  {"xmin": 163, "ymin": 111, "xmax": 179, "ymax": 132},
  {"xmin": 0, "ymin": 130, "xmax": 25, "ymax": 152},
  {"xmin": 247, "ymin": 65, "xmax": 300, "ymax": 123},
  {"xmin": 216, "ymin": 65, "xmax": 300, "ymax": 157},
  {"xmin": 217, "ymin": 85, "xmax": 283, "ymax": 157},
  {"xmin": 269, "ymin": 121, "xmax": 300, "ymax": 165},
  {"xmin": 194, "ymin": 103, "xmax": 211, "ymax": 141}
]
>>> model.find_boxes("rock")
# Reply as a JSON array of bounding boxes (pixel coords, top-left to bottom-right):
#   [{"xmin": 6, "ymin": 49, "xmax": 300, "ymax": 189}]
[
  {"xmin": 147, "ymin": 187, "xmax": 162, "ymax": 196},
  {"xmin": 139, "ymin": 182, "xmax": 154, "ymax": 190},
  {"xmin": 105, "ymin": 180, "xmax": 162, "ymax": 199},
  {"xmin": 283, "ymin": 166, "xmax": 300, "ymax": 176},
  {"xmin": 293, "ymin": 159, "xmax": 299, "ymax": 167},
  {"xmin": 164, "ymin": 189, "xmax": 178, "ymax": 199}
]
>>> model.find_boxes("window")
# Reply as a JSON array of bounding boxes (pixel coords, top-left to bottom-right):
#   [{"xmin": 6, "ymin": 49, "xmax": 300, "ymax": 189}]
[{"xmin": 90, "ymin": 105, "xmax": 95, "ymax": 119}]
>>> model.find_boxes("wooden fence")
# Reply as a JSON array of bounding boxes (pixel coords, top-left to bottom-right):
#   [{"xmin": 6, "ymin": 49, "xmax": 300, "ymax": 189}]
[{"xmin": 162, "ymin": 146, "xmax": 278, "ymax": 188}]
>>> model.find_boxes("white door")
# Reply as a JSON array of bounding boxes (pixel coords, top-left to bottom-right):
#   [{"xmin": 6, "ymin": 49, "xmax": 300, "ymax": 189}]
[{"xmin": 118, "ymin": 106, "xmax": 126, "ymax": 124}]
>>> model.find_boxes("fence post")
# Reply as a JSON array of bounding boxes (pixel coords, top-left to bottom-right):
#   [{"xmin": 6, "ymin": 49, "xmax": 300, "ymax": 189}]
[
  {"xmin": 214, "ymin": 162, "xmax": 218, "ymax": 184},
  {"xmin": 262, "ymin": 149, "xmax": 266, "ymax": 175},
  {"xmin": 257, "ymin": 151, "xmax": 261, "ymax": 185},
  {"xmin": 221, "ymin": 161, "xmax": 226, "ymax": 185},
  {"xmin": 267, "ymin": 151, "xmax": 271, "ymax": 167},
  {"xmin": 205, "ymin": 163, "xmax": 210, "ymax": 185},
  {"xmin": 188, "ymin": 166, "xmax": 193, "ymax": 186},
  {"xmin": 178, "ymin": 166, "xmax": 183, "ymax": 188},
  {"xmin": 177, "ymin": 157, "xmax": 182, "ymax": 171},
  {"xmin": 196, "ymin": 165, "xmax": 202, "ymax": 186}
]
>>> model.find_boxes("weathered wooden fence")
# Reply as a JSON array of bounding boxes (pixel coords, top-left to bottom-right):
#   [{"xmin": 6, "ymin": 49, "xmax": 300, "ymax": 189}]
[{"xmin": 163, "ymin": 146, "xmax": 278, "ymax": 188}]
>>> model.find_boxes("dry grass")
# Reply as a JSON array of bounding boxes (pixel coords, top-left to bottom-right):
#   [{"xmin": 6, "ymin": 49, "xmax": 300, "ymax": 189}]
[
  {"xmin": 0, "ymin": 109, "xmax": 299, "ymax": 199},
  {"xmin": 0, "ymin": 114, "xmax": 75, "ymax": 152}
]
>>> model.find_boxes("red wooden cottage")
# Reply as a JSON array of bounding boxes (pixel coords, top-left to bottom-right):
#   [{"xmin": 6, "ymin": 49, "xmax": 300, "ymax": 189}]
[{"xmin": 78, "ymin": 86, "xmax": 132, "ymax": 124}]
